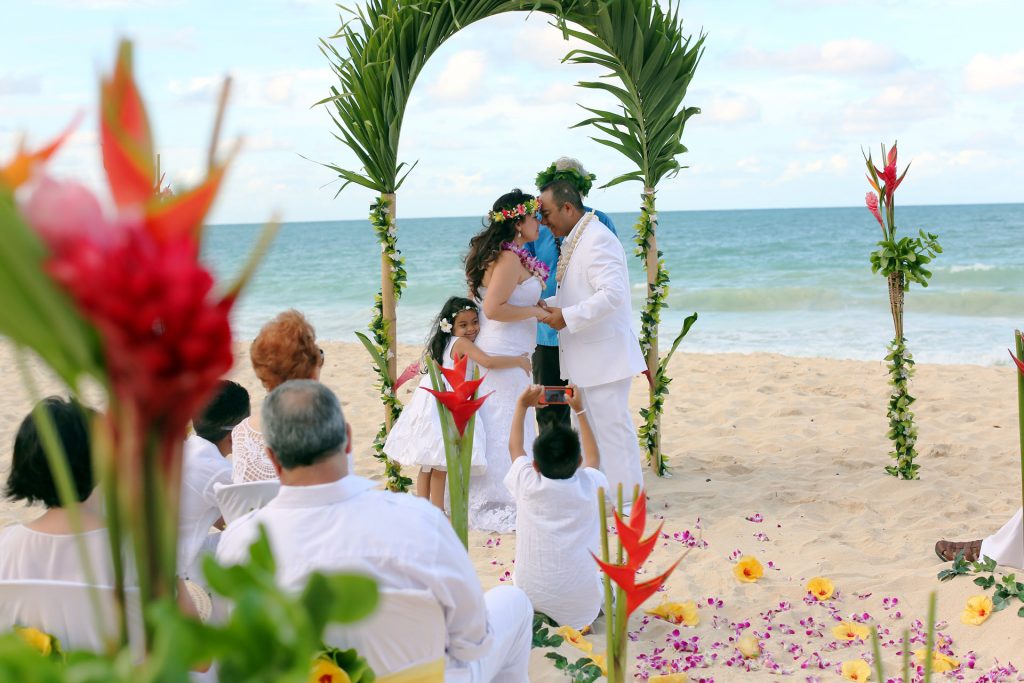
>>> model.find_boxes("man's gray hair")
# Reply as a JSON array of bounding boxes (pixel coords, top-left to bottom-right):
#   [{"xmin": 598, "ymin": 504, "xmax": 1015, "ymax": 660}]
[
  {"xmin": 262, "ymin": 380, "xmax": 347, "ymax": 469},
  {"xmin": 554, "ymin": 156, "xmax": 587, "ymax": 175}
]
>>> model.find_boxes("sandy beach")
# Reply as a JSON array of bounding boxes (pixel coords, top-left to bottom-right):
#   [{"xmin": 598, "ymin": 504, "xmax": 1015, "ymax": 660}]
[{"xmin": 1, "ymin": 339, "xmax": 1021, "ymax": 680}]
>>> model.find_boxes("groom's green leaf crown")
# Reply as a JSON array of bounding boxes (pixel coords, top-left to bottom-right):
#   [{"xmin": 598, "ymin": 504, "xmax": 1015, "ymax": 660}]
[{"xmin": 535, "ymin": 163, "xmax": 596, "ymax": 197}]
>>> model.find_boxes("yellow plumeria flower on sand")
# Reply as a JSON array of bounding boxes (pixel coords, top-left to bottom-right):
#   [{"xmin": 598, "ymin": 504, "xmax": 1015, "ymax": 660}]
[
  {"xmin": 831, "ymin": 621, "xmax": 871, "ymax": 641},
  {"xmin": 806, "ymin": 576, "xmax": 835, "ymax": 601},
  {"xmin": 555, "ymin": 625, "xmax": 593, "ymax": 653},
  {"xmin": 15, "ymin": 627, "xmax": 53, "ymax": 656},
  {"xmin": 737, "ymin": 633, "xmax": 761, "ymax": 658},
  {"xmin": 646, "ymin": 600, "xmax": 699, "ymax": 627},
  {"xmin": 650, "ymin": 674, "xmax": 689, "ymax": 682},
  {"xmin": 961, "ymin": 594, "xmax": 994, "ymax": 625},
  {"xmin": 733, "ymin": 556, "xmax": 764, "ymax": 583},
  {"xmin": 913, "ymin": 649, "xmax": 959, "ymax": 673},
  {"xmin": 840, "ymin": 659, "xmax": 871, "ymax": 682},
  {"xmin": 588, "ymin": 653, "xmax": 607, "ymax": 675},
  {"xmin": 309, "ymin": 658, "xmax": 352, "ymax": 683}
]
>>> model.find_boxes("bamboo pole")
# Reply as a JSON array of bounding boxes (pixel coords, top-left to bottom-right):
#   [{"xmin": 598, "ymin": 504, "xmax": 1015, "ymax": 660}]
[
  {"xmin": 381, "ymin": 192, "xmax": 398, "ymax": 430},
  {"xmin": 644, "ymin": 187, "xmax": 662, "ymax": 471}
]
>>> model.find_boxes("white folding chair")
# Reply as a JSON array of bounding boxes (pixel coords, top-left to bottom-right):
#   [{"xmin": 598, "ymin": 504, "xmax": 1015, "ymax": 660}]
[
  {"xmin": 213, "ymin": 480, "xmax": 281, "ymax": 525},
  {"xmin": 324, "ymin": 588, "xmax": 446, "ymax": 682},
  {"xmin": 0, "ymin": 580, "xmax": 142, "ymax": 656}
]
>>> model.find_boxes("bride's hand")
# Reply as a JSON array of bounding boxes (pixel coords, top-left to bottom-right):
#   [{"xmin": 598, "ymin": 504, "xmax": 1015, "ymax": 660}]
[{"xmin": 532, "ymin": 305, "xmax": 550, "ymax": 319}]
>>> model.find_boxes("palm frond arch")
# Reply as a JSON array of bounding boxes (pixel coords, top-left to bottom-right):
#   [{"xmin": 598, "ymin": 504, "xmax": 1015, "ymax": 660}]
[{"xmin": 320, "ymin": 0, "xmax": 704, "ymax": 489}]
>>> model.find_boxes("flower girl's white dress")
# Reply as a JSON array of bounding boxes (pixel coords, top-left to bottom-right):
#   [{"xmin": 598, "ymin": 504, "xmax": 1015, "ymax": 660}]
[{"xmin": 384, "ymin": 338, "xmax": 487, "ymax": 474}]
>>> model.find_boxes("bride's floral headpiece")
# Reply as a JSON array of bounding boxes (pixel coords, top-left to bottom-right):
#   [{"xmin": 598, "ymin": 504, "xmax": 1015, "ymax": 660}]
[{"xmin": 491, "ymin": 197, "xmax": 539, "ymax": 224}]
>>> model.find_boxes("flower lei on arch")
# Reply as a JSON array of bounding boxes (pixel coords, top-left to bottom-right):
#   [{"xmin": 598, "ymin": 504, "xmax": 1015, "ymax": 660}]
[
  {"xmin": 501, "ymin": 241, "xmax": 550, "ymax": 281},
  {"xmin": 490, "ymin": 197, "xmax": 538, "ymax": 224},
  {"xmin": 535, "ymin": 162, "xmax": 596, "ymax": 197}
]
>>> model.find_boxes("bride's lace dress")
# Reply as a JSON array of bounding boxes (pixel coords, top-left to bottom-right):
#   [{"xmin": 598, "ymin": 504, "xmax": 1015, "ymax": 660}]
[{"xmin": 468, "ymin": 278, "xmax": 541, "ymax": 533}]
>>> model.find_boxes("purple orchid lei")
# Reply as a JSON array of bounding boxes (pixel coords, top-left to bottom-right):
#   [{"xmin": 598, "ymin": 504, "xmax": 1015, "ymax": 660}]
[{"xmin": 501, "ymin": 241, "xmax": 550, "ymax": 281}]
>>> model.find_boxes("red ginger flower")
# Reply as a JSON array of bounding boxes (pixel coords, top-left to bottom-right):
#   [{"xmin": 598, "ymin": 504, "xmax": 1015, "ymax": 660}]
[
  {"xmin": 1010, "ymin": 350, "xmax": 1024, "ymax": 375},
  {"xmin": 865, "ymin": 192, "xmax": 883, "ymax": 229},
  {"xmin": 422, "ymin": 353, "xmax": 490, "ymax": 435},
  {"xmin": 592, "ymin": 492, "xmax": 683, "ymax": 616}
]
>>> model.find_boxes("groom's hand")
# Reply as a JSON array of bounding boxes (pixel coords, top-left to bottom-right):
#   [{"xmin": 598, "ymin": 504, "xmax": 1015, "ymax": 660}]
[{"xmin": 542, "ymin": 307, "xmax": 567, "ymax": 330}]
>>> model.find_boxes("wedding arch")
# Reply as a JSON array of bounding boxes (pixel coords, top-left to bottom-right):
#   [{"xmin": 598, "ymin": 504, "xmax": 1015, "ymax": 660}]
[{"xmin": 320, "ymin": 0, "xmax": 704, "ymax": 490}]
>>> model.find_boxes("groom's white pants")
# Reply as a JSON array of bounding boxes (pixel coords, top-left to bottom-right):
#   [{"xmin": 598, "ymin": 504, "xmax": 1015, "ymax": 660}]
[
  {"xmin": 572, "ymin": 377, "xmax": 644, "ymax": 502},
  {"xmin": 447, "ymin": 585, "xmax": 533, "ymax": 682}
]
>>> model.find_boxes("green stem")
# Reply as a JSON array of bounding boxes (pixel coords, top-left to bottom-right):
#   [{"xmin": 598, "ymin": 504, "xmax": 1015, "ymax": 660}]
[
  {"xmin": 597, "ymin": 488, "xmax": 614, "ymax": 683},
  {"xmin": 923, "ymin": 592, "xmax": 936, "ymax": 681}
]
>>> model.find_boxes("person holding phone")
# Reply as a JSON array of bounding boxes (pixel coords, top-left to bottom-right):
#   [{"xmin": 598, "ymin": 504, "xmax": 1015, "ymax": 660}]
[{"xmin": 504, "ymin": 384, "xmax": 607, "ymax": 629}]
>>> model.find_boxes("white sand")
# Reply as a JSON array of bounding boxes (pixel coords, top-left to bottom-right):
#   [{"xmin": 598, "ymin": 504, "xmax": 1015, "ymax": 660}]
[{"xmin": 1, "ymin": 340, "xmax": 1021, "ymax": 680}]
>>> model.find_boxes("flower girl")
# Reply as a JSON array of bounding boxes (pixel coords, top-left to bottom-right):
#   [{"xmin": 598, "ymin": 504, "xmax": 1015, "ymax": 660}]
[{"xmin": 384, "ymin": 296, "xmax": 532, "ymax": 510}]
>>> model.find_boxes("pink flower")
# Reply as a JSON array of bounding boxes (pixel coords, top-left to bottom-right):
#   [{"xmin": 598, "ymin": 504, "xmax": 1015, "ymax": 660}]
[
  {"xmin": 865, "ymin": 192, "xmax": 883, "ymax": 229},
  {"xmin": 21, "ymin": 177, "xmax": 110, "ymax": 250}
]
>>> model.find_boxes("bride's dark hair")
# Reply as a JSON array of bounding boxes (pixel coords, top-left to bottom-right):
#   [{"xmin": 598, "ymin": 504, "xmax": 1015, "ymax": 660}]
[{"xmin": 464, "ymin": 188, "xmax": 535, "ymax": 300}]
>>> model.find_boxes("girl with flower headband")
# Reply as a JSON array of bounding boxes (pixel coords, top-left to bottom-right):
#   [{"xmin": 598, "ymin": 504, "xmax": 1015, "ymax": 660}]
[{"xmin": 384, "ymin": 296, "xmax": 531, "ymax": 510}]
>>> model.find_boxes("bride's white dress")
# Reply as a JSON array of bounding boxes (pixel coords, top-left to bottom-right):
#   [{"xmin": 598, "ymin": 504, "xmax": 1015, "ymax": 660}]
[{"xmin": 468, "ymin": 278, "xmax": 541, "ymax": 533}]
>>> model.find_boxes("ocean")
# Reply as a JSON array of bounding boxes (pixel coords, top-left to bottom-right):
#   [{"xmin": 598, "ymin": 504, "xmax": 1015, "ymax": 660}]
[{"xmin": 204, "ymin": 203, "xmax": 1023, "ymax": 366}]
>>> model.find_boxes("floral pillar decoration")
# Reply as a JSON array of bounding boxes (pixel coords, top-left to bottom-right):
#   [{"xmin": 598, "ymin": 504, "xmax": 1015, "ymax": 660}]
[
  {"xmin": 424, "ymin": 354, "xmax": 489, "ymax": 547},
  {"xmin": 864, "ymin": 142, "xmax": 942, "ymax": 480},
  {"xmin": 1012, "ymin": 331, "xmax": 1024, "ymax": 546}
]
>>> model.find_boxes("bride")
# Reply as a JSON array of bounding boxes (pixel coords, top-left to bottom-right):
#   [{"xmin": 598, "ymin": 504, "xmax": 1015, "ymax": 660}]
[{"xmin": 464, "ymin": 189, "xmax": 549, "ymax": 533}]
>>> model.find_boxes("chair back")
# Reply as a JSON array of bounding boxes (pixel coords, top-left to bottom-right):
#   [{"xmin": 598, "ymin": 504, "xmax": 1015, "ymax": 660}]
[
  {"xmin": 325, "ymin": 588, "xmax": 446, "ymax": 680},
  {"xmin": 213, "ymin": 480, "xmax": 280, "ymax": 524},
  {"xmin": 0, "ymin": 580, "xmax": 142, "ymax": 655}
]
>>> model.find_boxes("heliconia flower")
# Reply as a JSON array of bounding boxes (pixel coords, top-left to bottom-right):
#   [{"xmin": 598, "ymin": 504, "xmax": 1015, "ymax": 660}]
[
  {"xmin": 840, "ymin": 659, "xmax": 871, "ymax": 682},
  {"xmin": 555, "ymin": 625, "xmax": 593, "ymax": 653},
  {"xmin": 645, "ymin": 600, "xmax": 699, "ymax": 626},
  {"xmin": 873, "ymin": 143, "xmax": 909, "ymax": 205},
  {"xmin": 865, "ymin": 192, "xmax": 884, "ymax": 229},
  {"xmin": 100, "ymin": 40, "xmax": 156, "ymax": 209},
  {"xmin": 737, "ymin": 633, "xmax": 761, "ymax": 659},
  {"xmin": 422, "ymin": 353, "xmax": 490, "ymax": 435},
  {"xmin": 733, "ymin": 556, "xmax": 763, "ymax": 583},
  {"xmin": 308, "ymin": 657, "xmax": 352, "ymax": 683},
  {"xmin": 960, "ymin": 594, "xmax": 993, "ymax": 625},
  {"xmin": 650, "ymin": 674, "xmax": 688, "ymax": 683},
  {"xmin": 806, "ymin": 576, "xmax": 835, "ymax": 601},
  {"xmin": 0, "ymin": 116, "xmax": 79, "ymax": 190},
  {"xmin": 913, "ymin": 649, "xmax": 959, "ymax": 672},
  {"xmin": 593, "ymin": 492, "xmax": 682, "ymax": 616},
  {"xmin": 1008, "ymin": 350, "xmax": 1024, "ymax": 375},
  {"xmin": 832, "ymin": 622, "xmax": 870, "ymax": 641}
]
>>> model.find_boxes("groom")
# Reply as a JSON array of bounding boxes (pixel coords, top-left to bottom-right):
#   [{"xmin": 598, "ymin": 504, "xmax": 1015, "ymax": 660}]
[{"xmin": 537, "ymin": 179, "xmax": 646, "ymax": 505}]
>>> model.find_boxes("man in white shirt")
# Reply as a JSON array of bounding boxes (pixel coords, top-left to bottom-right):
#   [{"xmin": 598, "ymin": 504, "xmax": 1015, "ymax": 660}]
[
  {"xmin": 505, "ymin": 385, "xmax": 608, "ymax": 629},
  {"xmin": 216, "ymin": 380, "xmax": 533, "ymax": 682}
]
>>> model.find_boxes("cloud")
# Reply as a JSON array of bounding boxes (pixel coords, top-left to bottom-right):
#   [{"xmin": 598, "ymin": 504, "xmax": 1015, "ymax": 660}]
[
  {"xmin": 262, "ymin": 73, "xmax": 294, "ymax": 105},
  {"xmin": 736, "ymin": 156, "xmax": 762, "ymax": 173},
  {"xmin": 427, "ymin": 50, "xmax": 487, "ymax": 103},
  {"xmin": 839, "ymin": 72, "xmax": 951, "ymax": 134},
  {"xmin": 168, "ymin": 76, "xmax": 221, "ymax": 103},
  {"xmin": 37, "ymin": 0, "xmax": 181, "ymax": 7},
  {"xmin": 703, "ymin": 92, "xmax": 761, "ymax": 124},
  {"xmin": 732, "ymin": 38, "xmax": 908, "ymax": 75},
  {"xmin": 0, "ymin": 73, "xmax": 42, "ymax": 96},
  {"xmin": 770, "ymin": 154, "xmax": 847, "ymax": 185},
  {"xmin": 964, "ymin": 50, "xmax": 1024, "ymax": 92}
]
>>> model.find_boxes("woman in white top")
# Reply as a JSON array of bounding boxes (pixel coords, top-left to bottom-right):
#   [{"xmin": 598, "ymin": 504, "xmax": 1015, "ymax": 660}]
[
  {"xmin": 0, "ymin": 397, "xmax": 114, "ymax": 585},
  {"xmin": 232, "ymin": 309, "xmax": 324, "ymax": 483}
]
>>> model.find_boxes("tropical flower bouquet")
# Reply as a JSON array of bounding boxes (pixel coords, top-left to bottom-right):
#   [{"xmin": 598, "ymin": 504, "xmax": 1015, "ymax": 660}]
[
  {"xmin": 0, "ymin": 39, "xmax": 380, "ymax": 681},
  {"xmin": 424, "ymin": 354, "xmax": 489, "ymax": 547}
]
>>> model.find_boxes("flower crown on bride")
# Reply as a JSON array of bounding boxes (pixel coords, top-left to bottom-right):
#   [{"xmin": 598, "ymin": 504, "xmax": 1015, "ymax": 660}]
[{"xmin": 490, "ymin": 197, "xmax": 539, "ymax": 224}]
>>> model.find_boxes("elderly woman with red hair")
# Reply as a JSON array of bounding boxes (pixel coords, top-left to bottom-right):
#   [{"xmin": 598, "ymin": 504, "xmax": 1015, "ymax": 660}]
[{"xmin": 231, "ymin": 309, "xmax": 324, "ymax": 483}]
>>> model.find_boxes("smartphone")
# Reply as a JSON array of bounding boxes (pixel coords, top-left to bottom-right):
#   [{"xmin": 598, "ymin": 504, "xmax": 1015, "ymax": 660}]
[{"xmin": 539, "ymin": 386, "xmax": 574, "ymax": 404}]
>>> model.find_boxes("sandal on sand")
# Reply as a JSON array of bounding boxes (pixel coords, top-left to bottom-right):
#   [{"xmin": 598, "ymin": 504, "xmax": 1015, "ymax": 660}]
[{"xmin": 934, "ymin": 539, "xmax": 982, "ymax": 562}]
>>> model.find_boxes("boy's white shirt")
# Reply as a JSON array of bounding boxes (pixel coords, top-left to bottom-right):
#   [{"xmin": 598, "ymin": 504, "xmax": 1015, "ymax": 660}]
[{"xmin": 503, "ymin": 457, "xmax": 608, "ymax": 629}]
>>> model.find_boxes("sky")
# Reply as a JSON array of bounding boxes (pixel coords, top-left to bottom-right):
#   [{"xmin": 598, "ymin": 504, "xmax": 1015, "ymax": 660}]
[{"xmin": 2, "ymin": 0, "xmax": 1022, "ymax": 224}]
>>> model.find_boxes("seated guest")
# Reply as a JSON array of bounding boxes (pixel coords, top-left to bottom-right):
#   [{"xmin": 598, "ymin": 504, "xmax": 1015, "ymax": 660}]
[
  {"xmin": 0, "ymin": 397, "xmax": 114, "ymax": 584},
  {"xmin": 217, "ymin": 380, "xmax": 533, "ymax": 681},
  {"xmin": 935, "ymin": 507, "xmax": 1023, "ymax": 569},
  {"xmin": 505, "ymin": 384, "xmax": 606, "ymax": 629},
  {"xmin": 178, "ymin": 380, "xmax": 250, "ymax": 583},
  {"xmin": 232, "ymin": 309, "xmax": 324, "ymax": 483}
]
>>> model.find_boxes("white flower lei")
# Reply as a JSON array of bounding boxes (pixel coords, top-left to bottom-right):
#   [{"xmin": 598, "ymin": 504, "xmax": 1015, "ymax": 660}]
[{"xmin": 555, "ymin": 211, "xmax": 596, "ymax": 284}]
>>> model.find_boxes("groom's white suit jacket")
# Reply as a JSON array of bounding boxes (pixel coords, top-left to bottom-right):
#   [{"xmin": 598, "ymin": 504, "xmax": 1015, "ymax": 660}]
[{"xmin": 550, "ymin": 216, "xmax": 646, "ymax": 388}]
